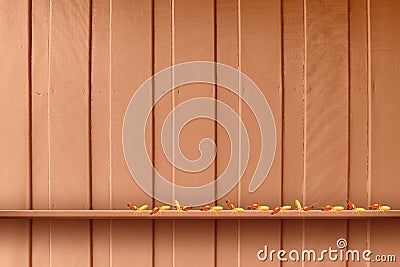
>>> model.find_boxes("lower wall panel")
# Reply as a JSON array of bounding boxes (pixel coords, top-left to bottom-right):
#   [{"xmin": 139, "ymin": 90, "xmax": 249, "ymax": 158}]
[{"xmin": 1, "ymin": 219, "xmax": 390, "ymax": 266}]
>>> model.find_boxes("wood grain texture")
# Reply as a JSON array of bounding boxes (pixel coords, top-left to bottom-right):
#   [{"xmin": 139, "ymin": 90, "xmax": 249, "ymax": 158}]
[
  {"xmin": 303, "ymin": 0, "xmax": 349, "ymax": 266},
  {"xmin": 370, "ymin": 1, "xmax": 400, "ymax": 266},
  {"xmin": 173, "ymin": 0, "xmax": 215, "ymax": 266},
  {"xmin": 240, "ymin": 1, "xmax": 282, "ymax": 266},
  {"xmin": 153, "ymin": 0, "xmax": 174, "ymax": 266},
  {"xmin": 0, "ymin": 1, "xmax": 31, "ymax": 266},
  {"xmin": 282, "ymin": 0, "xmax": 305, "ymax": 266},
  {"xmin": 109, "ymin": 0, "xmax": 153, "ymax": 266},
  {"xmin": 348, "ymin": 1, "xmax": 369, "ymax": 266},
  {"xmin": 215, "ymin": 0, "xmax": 239, "ymax": 266},
  {"xmin": 47, "ymin": 0, "xmax": 92, "ymax": 266}
]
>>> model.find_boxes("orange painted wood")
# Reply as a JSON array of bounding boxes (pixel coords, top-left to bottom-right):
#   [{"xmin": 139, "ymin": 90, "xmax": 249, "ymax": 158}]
[
  {"xmin": 0, "ymin": 1, "xmax": 31, "ymax": 266},
  {"xmin": 91, "ymin": 0, "xmax": 111, "ymax": 211},
  {"xmin": 282, "ymin": 1, "xmax": 305, "ymax": 266},
  {"xmin": 240, "ymin": 1, "xmax": 282, "ymax": 266},
  {"xmin": 215, "ymin": 0, "xmax": 239, "ymax": 266},
  {"xmin": 153, "ymin": 0, "xmax": 174, "ymax": 266},
  {"xmin": 47, "ymin": 0, "xmax": 92, "ymax": 266},
  {"xmin": 303, "ymin": 1, "xmax": 349, "ymax": 266},
  {"xmin": 109, "ymin": 1, "xmax": 153, "ymax": 266},
  {"xmin": 369, "ymin": 1, "xmax": 400, "ymax": 266},
  {"xmin": 173, "ymin": 1, "xmax": 216, "ymax": 266},
  {"xmin": 348, "ymin": 1, "xmax": 369, "ymax": 266}
]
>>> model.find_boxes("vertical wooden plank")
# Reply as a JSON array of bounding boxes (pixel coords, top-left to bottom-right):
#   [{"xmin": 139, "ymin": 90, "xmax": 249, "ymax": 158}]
[
  {"xmin": 110, "ymin": 0, "xmax": 153, "ymax": 266},
  {"xmin": 240, "ymin": 0, "xmax": 281, "ymax": 266},
  {"xmin": 91, "ymin": 0, "xmax": 111, "ymax": 266},
  {"xmin": 154, "ymin": 0, "xmax": 174, "ymax": 266},
  {"xmin": 304, "ymin": 0, "xmax": 348, "ymax": 266},
  {"xmin": 48, "ymin": 0, "xmax": 91, "ymax": 266},
  {"xmin": 282, "ymin": 0, "xmax": 304, "ymax": 266},
  {"xmin": 348, "ymin": 1, "xmax": 369, "ymax": 266},
  {"xmin": 0, "ymin": 0, "xmax": 30, "ymax": 266},
  {"xmin": 215, "ymin": 0, "xmax": 239, "ymax": 266},
  {"xmin": 370, "ymin": 1, "xmax": 400, "ymax": 266},
  {"xmin": 173, "ymin": 0, "xmax": 215, "ymax": 266},
  {"xmin": 31, "ymin": 0, "xmax": 51, "ymax": 266}
]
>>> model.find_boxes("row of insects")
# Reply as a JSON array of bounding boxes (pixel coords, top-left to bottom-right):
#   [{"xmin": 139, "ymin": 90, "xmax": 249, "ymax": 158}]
[{"xmin": 126, "ymin": 199, "xmax": 391, "ymax": 215}]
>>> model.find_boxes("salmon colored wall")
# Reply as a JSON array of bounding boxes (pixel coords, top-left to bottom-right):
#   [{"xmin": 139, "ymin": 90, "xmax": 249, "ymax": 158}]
[{"xmin": 0, "ymin": 0, "xmax": 399, "ymax": 266}]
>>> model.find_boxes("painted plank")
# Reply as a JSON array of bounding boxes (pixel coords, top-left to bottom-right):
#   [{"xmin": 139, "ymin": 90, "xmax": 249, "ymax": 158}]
[
  {"xmin": 348, "ymin": 1, "xmax": 369, "ymax": 266},
  {"xmin": 31, "ymin": 1, "xmax": 51, "ymax": 266},
  {"xmin": 110, "ymin": 0, "xmax": 153, "ymax": 266},
  {"xmin": 303, "ymin": 0, "xmax": 349, "ymax": 266},
  {"xmin": 92, "ymin": 0, "xmax": 111, "ymax": 211},
  {"xmin": 0, "ymin": 0, "xmax": 30, "ymax": 266},
  {"xmin": 91, "ymin": 1, "xmax": 111, "ymax": 266},
  {"xmin": 370, "ymin": 1, "xmax": 400, "ymax": 266},
  {"xmin": 154, "ymin": 0, "xmax": 174, "ymax": 266},
  {"xmin": 282, "ymin": 1, "xmax": 305, "ymax": 266},
  {"xmin": 215, "ymin": 0, "xmax": 239, "ymax": 266},
  {"xmin": 173, "ymin": 0, "xmax": 215, "ymax": 266},
  {"xmin": 240, "ymin": 0, "xmax": 282, "ymax": 266},
  {"xmin": 47, "ymin": 0, "xmax": 91, "ymax": 266}
]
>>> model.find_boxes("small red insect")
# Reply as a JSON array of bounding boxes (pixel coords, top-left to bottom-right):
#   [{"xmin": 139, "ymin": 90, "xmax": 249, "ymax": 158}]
[
  {"xmin": 271, "ymin": 206, "xmax": 281, "ymax": 215},
  {"xmin": 369, "ymin": 204, "xmax": 380, "ymax": 210},
  {"xmin": 226, "ymin": 200, "xmax": 235, "ymax": 210},
  {"xmin": 151, "ymin": 207, "xmax": 160, "ymax": 215},
  {"xmin": 248, "ymin": 203, "xmax": 259, "ymax": 210},
  {"xmin": 347, "ymin": 201, "xmax": 357, "ymax": 210},
  {"xmin": 182, "ymin": 206, "xmax": 192, "ymax": 211},
  {"xmin": 303, "ymin": 205, "xmax": 313, "ymax": 211},
  {"xmin": 127, "ymin": 203, "xmax": 138, "ymax": 211},
  {"xmin": 322, "ymin": 205, "xmax": 333, "ymax": 211},
  {"xmin": 201, "ymin": 205, "xmax": 212, "ymax": 211}
]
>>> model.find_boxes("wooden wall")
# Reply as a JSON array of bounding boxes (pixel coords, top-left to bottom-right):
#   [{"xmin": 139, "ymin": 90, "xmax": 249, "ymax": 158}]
[{"xmin": 0, "ymin": 0, "xmax": 399, "ymax": 266}]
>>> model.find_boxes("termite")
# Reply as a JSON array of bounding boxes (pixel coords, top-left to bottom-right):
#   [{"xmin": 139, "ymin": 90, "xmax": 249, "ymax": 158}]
[
  {"xmin": 355, "ymin": 207, "xmax": 366, "ymax": 213},
  {"xmin": 322, "ymin": 205, "xmax": 333, "ymax": 211},
  {"xmin": 151, "ymin": 207, "xmax": 160, "ymax": 215},
  {"xmin": 281, "ymin": 205, "xmax": 292, "ymax": 211},
  {"xmin": 347, "ymin": 201, "xmax": 357, "ymax": 210},
  {"xmin": 211, "ymin": 206, "xmax": 223, "ymax": 211},
  {"xmin": 182, "ymin": 206, "xmax": 192, "ymax": 211},
  {"xmin": 333, "ymin": 206, "xmax": 344, "ymax": 211},
  {"xmin": 303, "ymin": 205, "xmax": 313, "ymax": 211},
  {"xmin": 201, "ymin": 205, "xmax": 212, "ymax": 211},
  {"xmin": 271, "ymin": 206, "xmax": 281, "ymax": 215},
  {"xmin": 379, "ymin": 205, "xmax": 391, "ymax": 211},
  {"xmin": 258, "ymin": 206, "xmax": 270, "ymax": 211},
  {"xmin": 137, "ymin": 204, "xmax": 149, "ymax": 211},
  {"xmin": 127, "ymin": 203, "xmax": 138, "ymax": 211},
  {"xmin": 248, "ymin": 203, "xmax": 259, "ymax": 210},
  {"xmin": 369, "ymin": 204, "xmax": 380, "ymax": 210},
  {"xmin": 234, "ymin": 207, "xmax": 245, "ymax": 213},
  {"xmin": 160, "ymin": 205, "xmax": 171, "ymax": 210},
  {"xmin": 295, "ymin": 199, "xmax": 302, "ymax": 210},
  {"xmin": 174, "ymin": 200, "xmax": 182, "ymax": 211},
  {"xmin": 226, "ymin": 200, "xmax": 235, "ymax": 210}
]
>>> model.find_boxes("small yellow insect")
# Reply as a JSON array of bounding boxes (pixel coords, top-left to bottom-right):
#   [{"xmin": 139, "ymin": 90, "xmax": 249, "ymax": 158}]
[
  {"xmin": 295, "ymin": 200, "xmax": 302, "ymax": 210},
  {"xmin": 379, "ymin": 205, "xmax": 391, "ymax": 211},
  {"xmin": 281, "ymin": 205, "xmax": 292, "ymax": 210},
  {"xmin": 333, "ymin": 206, "xmax": 344, "ymax": 211},
  {"xmin": 355, "ymin": 207, "xmax": 366, "ymax": 213},
  {"xmin": 258, "ymin": 206, "xmax": 270, "ymax": 211},
  {"xmin": 234, "ymin": 207, "xmax": 245, "ymax": 213},
  {"xmin": 137, "ymin": 204, "xmax": 149, "ymax": 211},
  {"xmin": 160, "ymin": 205, "xmax": 171, "ymax": 210},
  {"xmin": 211, "ymin": 206, "xmax": 223, "ymax": 211},
  {"xmin": 174, "ymin": 200, "xmax": 181, "ymax": 211}
]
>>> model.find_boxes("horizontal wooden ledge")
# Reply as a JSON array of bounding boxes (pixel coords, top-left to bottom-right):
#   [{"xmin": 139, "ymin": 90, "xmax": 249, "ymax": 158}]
[{"xmin": 0, "ymin": 210, "xmax": 399, "ymax": 220}]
